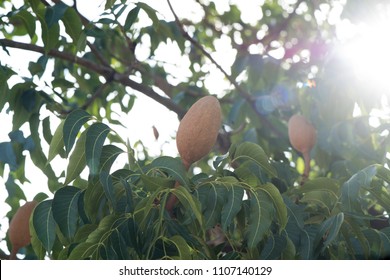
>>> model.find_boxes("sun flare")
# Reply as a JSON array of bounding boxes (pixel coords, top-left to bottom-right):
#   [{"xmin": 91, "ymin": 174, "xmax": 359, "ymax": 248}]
[{"xmin": 340, "ymin": 18, "xmax": 390, "ymax": 91}]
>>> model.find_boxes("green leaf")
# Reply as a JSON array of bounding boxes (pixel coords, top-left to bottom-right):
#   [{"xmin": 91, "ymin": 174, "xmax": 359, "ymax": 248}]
[
  {"xmin": 281, "ymin": 235, "xmax": 296, "ymax": 259},
  {"xmin": 169, "ymin": 235, "xmax": 192, "ymax": 259},
  {"xmin": 99, "ymin": 144, "xmax": 123, "ymax": 173},
  {"xmin": 28, "ymin": 0, "xmax": 44, "ymax": 12},
  {"xmin": 86, "ymin": 214, "xmax": 118, "ymax": 243},
  {"xmin": 340, "ymin": 165, "xmax": 378, "ymax": 212},
  {"xmin": 13, "ymin": 9, "xmax": 36, "ymax": 39},
  {"xmin": 110, "ymin": 229, "xmax": 129, "ymax": 260},
  {"xmin": 52, "ymin": 186, "xmax": 81, "ymax": 239},
  {"xmin": 0, "ymin": 67, "xmax": 14, "ymax": 112},
  {"xmin": 42, "ymin": 116, "xmax": 53, "ymax": 144},
  {"xmin": 376, "ymin": 165, "xmax": 390, "ymax": 184},
  {"xmin": 85, "ymin": 122, "xmax": 111, "ymax": 175},
  {"xmin": 47, "ymin": 120, "xmax": 65, "ymax": 163},
  {"xmin": 63, "ymin": 109, "xmax": 91, "ymax": 156},
  {"xmin": 231, "ymin": 142, "xmax": 277, "ymax": 177},
  {"xmin": 45, "ymin": 2, "xmax": 68, "ymax": 28},
  {"xmin": 301, "ymin": 190, "xmax": 336, "ymax": 214},
  {"xmin": 137, "ymin": 2, "xmax": 159, "ymax": 28},
  {"xmin": 318, "ymin": 213, "xmax": 344, "ymax": 249},
  {"xmin": 258, "ymin": 183, "xmax": 288, "ymax": 232},
  {"xmin": 299, "ymin": 225, "xmax": 317, "ymax": 259},
  {"xmin": 246, "ymin": 189, "xmax": 274, "ymax": 248},
  {"xmin": 41, "ymin": 18, "xmax": 60, "ymax": 53},
  {"xmin": 197, "ymin": 183, "xmax": 226, "ymax": 229},
  {"xmin": 301, "ymin": 177, "xmax": 340, "ymax": 197},
  {"xmin": 172, "ymin": 186, "xmax": 203, "ymax": 227},
  {"xmin": 260, "ymin": 232, "xmax": 288, "ymax": 259},
  {"xmin": 140, "ymin": 174, "xmax": 175, "ymax": 192},
  {"xmin": 378, "ymin": 229, "xmax": 390, "ymax": 258},
  {"xmin": 148, "ymin": 156, "xmax": 190, "ymax": 187},
  {"xmin": 68, "ymin": 242, "xmax": 99, "ymax": 260},
  {"xmin": 32, "ymin": 200, "xmax": 56, "ymax": 252},
  {"xmin": 74, "ymin": 224, "xmax": 98, "ymax": 243},
  {"xmin": 64, "ymin": 129, "xmax": 87, "ymax": 185},
  {"xmin": 99, "ymin": 171, "xmax": 117, "ymax": 211},
  {"xmin": 29, "ymin": 114, "xmax": 62, "ymax": 192},
  {"xmin": 84, "ymin": 176, "xmax": 105, "ymax": 223},
  {"xmin": 124, "ymin": 7, "xmax": 140, "ymax": 30},
  {"xmin": 221, "ymin": 185, "xmax": 244, "ymax": 231},
  {"xmin": 105, "ymin": 0, "xmax": 115, "ymax": 10},
  {"xmin": 29, "ymin": 216, "xmax": 46, "ymax": 259},
  {"xmin": 118, "ymin": 179, "xmax": 134, "ymax": 213},
  {"xmin": 62, "ymin": 7, "xmax": 83, "ymax": 43}
]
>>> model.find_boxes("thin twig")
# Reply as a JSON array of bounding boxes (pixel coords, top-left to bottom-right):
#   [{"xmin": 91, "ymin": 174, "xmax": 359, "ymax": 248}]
[
  {"xmin": 81, "ymin": 81, "xmax": 110, "ymax": 110},
  {"xmin": 167, "ymin": 0, "xmax": 253, "ymax": 102}
]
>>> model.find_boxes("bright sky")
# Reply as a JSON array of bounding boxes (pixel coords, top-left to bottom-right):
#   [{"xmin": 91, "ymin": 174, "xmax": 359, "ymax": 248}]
[{"xmin": 1, "ymin": 0, "xmax": 390, "ymax": 256}]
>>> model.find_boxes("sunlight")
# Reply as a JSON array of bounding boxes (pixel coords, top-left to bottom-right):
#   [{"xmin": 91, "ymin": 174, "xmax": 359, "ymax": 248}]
[{"xmin": 339, "ymin": 18, "xmax": 390, "ymax": 91}]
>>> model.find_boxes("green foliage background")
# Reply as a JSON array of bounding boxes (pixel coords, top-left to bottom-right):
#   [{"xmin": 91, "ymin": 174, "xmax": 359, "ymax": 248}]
[{"xmin": 0, "ymin": 0, "xmax": 389, "ymax": 259}]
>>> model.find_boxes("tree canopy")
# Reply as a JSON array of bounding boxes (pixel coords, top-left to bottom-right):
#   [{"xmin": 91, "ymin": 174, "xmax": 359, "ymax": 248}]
[{"xmin": 0, "ymin": 0, "xmax": 389, "ymax": 260}]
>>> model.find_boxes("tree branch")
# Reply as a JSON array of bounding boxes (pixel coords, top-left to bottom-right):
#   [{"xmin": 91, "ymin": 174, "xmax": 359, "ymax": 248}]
[
  {"xmin": 0, "ymin": 38, "xmax": 186, "ymax": 117},
  {"xmin": 80, "ymin": 81, "xmax": 110, "ymax": 110},
  {"xmin": 0, "ymin": 39, "xmax": 112, "ymax": 77},
  {"xmin": 114, "ymin": 72, "xmax": 187, "ymax": 118}
]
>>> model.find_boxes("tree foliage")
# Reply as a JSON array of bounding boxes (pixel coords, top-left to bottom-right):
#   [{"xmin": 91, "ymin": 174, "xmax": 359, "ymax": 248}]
[{"xmin": 1, "ymin": 0, "xmax": 389, "ymax": 260}]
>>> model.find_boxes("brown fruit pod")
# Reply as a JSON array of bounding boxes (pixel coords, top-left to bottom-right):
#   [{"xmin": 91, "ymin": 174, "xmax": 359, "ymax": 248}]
[
  {"xmin": 176, "ymin": 95, "xmax": 222, "ymax": 169},
  {"xmin": 8, "ymin": 201, "xmax": 38, "ymax": 260},
  {"xmin": 166, "ymin": 96, "xmax": 222, "ymax": 215},
  {"xmin": 288, "ymin": 114, "xmax": 317, "ymax": 180}
]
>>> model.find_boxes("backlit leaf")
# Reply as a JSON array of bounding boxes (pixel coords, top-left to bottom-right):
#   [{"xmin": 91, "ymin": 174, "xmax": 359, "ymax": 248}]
[
  {"xmin": 52, "ymin": 186, "xmax": 81, "ymax": 239},
  {"xmin": 231, "ymin": 142, "xmax": 277, "ymax": 177},
  {"xmin": 140, "ymin": 174, "xmax": 175, "ymax": 192},
  {"xmin": 124, "ymin": 7, "xmax": 140, "ymax": 30},
  {"xmin": 64, "ymin": 129, "xmax": 87, "ymax": 185},
  {"xmin": 85, "ymin": 122, "xmax": 110, "ymax": 175},
  {"xmin": 13, "ymin": 9, "xmax": 36, "ymax": 38},
  {"xmin": 340, "ymin": 165, "xmax": 378, "ymax": 212},
  {"xmin": 260, "ymin": 232, "xmax": 288, "ymax": 260},
  {"xmin": 221, "ymin": 185, "xmax": 244, "ymax": 231},
  {"xmin": 47, "ymin": 120, "xmax": 65, "ymax": 163},
  {"xmin": 318, "ymin": 212, "xmax": 344, "ymax": 249},
  {"xmin": 258, "ymin": 183, "xmax": 288, "ymax": 232},
  {"xmin": 169, "ymin": 235, "xmax": 192, "ymax": 259},
  {"xmin": 32, "ymin": 200, "xmax": 56, "ymax": 252},
  {"xmin": 62, "ymin": 7, "xmax": 83, "ymax": 44},
  {"xmin": 63, "ymin": 109, "xmax": 91, "ymax": 156},
  {"xmin": 148, "ymin": 156, "xmax": 190, "ymax": 187},
  {"xmin": 45, "ymin": 2, "xmax": 68, "ymax": 28},
  {"xmin": 246, "ymin": 189, "xmax": 274, "ymax": 248},
  {"xmin": 99, "ymin": 144, "xmax": 123, "ymax": 173},
  {"xmin": 137, "ymin": 2, "xmax": 159, "ymax": 28},
  {"xmin": 68, "ymin": 242, "xmax": 99, "ymax": 260},
  {"xmin": 172, "ymin": 186, "xmax": 203, "ymax": 227},
  {"xmin": 99, "ymin": 171, "xmax": 117, "ymax": 211}
]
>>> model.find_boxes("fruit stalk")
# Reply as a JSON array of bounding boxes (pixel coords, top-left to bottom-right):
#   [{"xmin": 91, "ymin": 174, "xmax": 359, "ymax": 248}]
[{"xmin": 302, "ymin": 151, "xmax": 311, "ymax": 183}]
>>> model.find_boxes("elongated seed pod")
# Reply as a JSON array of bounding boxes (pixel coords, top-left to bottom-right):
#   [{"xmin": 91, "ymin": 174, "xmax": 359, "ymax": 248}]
[{"xmin": 176, "ymin": 96, "xmax": 222, "ymax": 169}]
